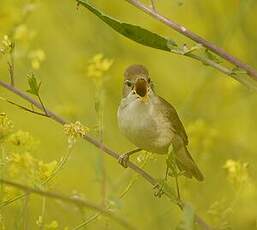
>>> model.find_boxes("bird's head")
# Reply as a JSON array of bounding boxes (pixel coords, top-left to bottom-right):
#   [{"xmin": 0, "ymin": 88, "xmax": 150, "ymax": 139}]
[{"xmin": 122, "ymin": 64, "xmax": 154, "ymax": 102}]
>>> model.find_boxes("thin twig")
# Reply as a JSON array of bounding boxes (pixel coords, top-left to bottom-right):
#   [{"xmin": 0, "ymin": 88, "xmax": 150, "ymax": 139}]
[
  {"xmin": 39, "ymin": 196, "xmax": 46, "ymax": 230},
  {"xmin": 0, "ymin": 146, "xmax": 5, "ymax": 205},
  {"xmin": 125, "ymin": 0, "xmax": 257, "ymax": 80},
  {"xmin": 6, "ymin": 42, "xmax": 15, "ymax": 86},
  {"xmin": 44, "ymin": 148, "xmax": 72, "ymax": 184},
  {"xmin": 22, "ymin": 194, "xmax": 29, "ymax": 230},
  {"xmin": 0, "ymin": 79, "xmax": 65, "ymax": 124},
  {"xmin": 72, "ymin": 212, "xmax": 101, "ymax": 230},
  {"xmin": 0, "ymin": 179, "xmax": 135, "ymax": 230},
  {"xmin": 0, "ymin": 97, "xmax": 48, "ymax": 117},
  {"xmin": 37, "ymin": 94, "xmax": 48, "ymax": 116},
  {"xmin": 185, "ymin": 53, "xmax": 233, "ymax": 76},
  {"xmin": 8, "ymin": 54, "xmax": 15, "ymax": 86},
  {"xmin": 0, "ymin": 79, "xmax": 212, "ymax": 230}
]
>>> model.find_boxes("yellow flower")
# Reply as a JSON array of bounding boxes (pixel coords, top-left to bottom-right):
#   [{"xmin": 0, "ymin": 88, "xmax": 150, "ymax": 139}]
[
  {"xmin": 8, "ymin": 130, "xmax": 39, "ymax": 150},
  {"xmin": 37, "ymin": 218, "xmax": 59, "ymax": 229},
  {"xmin": 28, "ymin": 49, "xmax": 46, "ymax": 70},
  {"xmin": 64, "ymin": 121, "xmax": 89, "ymax": 148},
  {"xmin": 38, "ymin": 160, "xmax": 58, "ymax": 181},
  {"xmin": 223, "ymin": 159, "xmax": 249, "ymax": 187},
  {"xmin": 45, "ymin": 220, "xmax": 58, "ymax": 229},
  {"xmin": 0, "ymin": 113, "xmax": 14, "ymax": 140},
  {"xmin": 87, "ymin": 53, "xmax": 113, "ymax": 79},
  {"xmin": 14, "ymin": 24, "xmax": 36, "ymax": 43},
  {"xmin": 0, "ymin": 35, "xmax": 13, "ymax": 55}
]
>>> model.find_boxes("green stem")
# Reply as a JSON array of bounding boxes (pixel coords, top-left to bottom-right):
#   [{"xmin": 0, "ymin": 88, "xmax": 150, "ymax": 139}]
[
  {"xmin": 39, "ymin": 196, "xmax": 46, "ymax": 230},
  {"xmin": 0, "ymin": 79, "xmax": 212, "ymax": 230},
  {"xmin": 125, "ymin": 0, "xmax": 257, "ymax": 80},
  {"xmin": 0, "ymin": 179, "xmax": 135, "ymax": 230},
  {"xmin": 0, "ymin": 145, "xmax": 4, "ymax": 201},
  {"xmin": 37, "ymin": 95, "xmax": 48, "ymax": 116}
]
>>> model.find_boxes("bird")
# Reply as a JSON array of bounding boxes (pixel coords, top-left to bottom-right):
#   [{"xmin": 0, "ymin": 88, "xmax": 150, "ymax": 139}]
[{"xmin": 117, "ymin": 64, "xmax": 204, "ymax": 184}]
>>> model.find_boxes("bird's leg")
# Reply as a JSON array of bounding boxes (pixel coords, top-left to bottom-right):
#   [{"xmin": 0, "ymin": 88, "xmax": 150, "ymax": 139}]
[
  {"xmin": 118, "ymin": 148, "xmax": 142, "ymax": 168},
  {"xmin": 167, "ymin": 151, "xmax": 181, "ymax": 201},
  {"xmin": 153, "ymin": 164, "xmax": 169, "ymax": 198},
  {"xmin": 150, "ymin": 0, "xmax": 156, "ymax": 11},
  {"xmin": 165, "ymin": 165, "xmax": 169, "ymax": 180},
  {"xmin": 175, "ymin": 175, "xmax": 181, "ymax": 201}
]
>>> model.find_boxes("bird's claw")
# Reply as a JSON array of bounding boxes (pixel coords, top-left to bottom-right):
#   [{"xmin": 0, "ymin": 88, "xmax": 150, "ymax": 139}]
[
  {"xmin": 153, "ymin": 180, "xmax": 166, "ymax": 198},
  {"xmin": 118, "ymin": 153, "xmax": 129, "ymax": 168}
]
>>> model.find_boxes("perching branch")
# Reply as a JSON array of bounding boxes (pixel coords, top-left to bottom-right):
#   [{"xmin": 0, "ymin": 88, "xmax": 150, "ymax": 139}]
[
  {"xmin": 150, "ymin": 0, "xmax": 156, "ymax": 12},
  {"xmin": 0, "ymin": 179, "xmax": 135, "ymax": 230},
  {"xmin": 76, "ymin": 0, "xmax": 257, "ymax": 91},
  {"xmin": 125, "ymin": 0, "xmax": 257, "ymax": 80},
  {"xmin": 0, "ymin": 96, "xmax": 48, "ymax": 117},
  {"xmin": 0, "ymin": 78, "xmax": 212, "ymax": 230}
]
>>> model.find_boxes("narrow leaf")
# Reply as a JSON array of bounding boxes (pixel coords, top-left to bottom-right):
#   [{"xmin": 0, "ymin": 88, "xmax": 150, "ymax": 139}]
[
  {"xmin": 77, "ymin": 0, "xmax": 176, "ymax": 51},
  {"xmin": 26, "ymin": 73, "xmax": 41, "ymax": 96}
]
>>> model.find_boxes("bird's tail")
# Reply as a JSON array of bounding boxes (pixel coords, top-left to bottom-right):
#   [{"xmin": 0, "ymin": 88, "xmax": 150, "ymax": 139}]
[{"xmin": 174, "ymin": 145, "xmax": 204, "ymax": 181}]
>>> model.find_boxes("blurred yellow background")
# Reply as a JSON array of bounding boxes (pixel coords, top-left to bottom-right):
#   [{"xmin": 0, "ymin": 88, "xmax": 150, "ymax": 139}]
[{"xmin": 1, "ymin": 0, "xmax": 257, "ymax": 229}]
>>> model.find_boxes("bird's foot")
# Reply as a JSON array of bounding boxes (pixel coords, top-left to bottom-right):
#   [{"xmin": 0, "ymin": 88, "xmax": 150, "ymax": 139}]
[
  {"xmin": 153, "ymin": 180, "xmax": 166, "ymax": 198},
  {"xmin": 118, "ymin": 149, "xmax": 142, "ymax": 168},
  {"xmin": 118, "ymin": 153, "xmax": 130, "ymax": 168}
]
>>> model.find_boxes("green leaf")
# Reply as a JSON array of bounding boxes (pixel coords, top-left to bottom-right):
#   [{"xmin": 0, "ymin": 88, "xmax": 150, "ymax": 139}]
[
  {"xmin": 26, "ymin": 73, "xmax": 41, "ymax": 96},
  {"xmin": 77, "ymin": 0, "xmax": 176, "ymax": 51}
]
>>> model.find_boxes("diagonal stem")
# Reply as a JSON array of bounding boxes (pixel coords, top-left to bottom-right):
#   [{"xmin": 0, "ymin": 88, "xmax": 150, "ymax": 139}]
[
  {"xmin": 1, "ymin": 97, "xmax": 48, "ymax": 117},
  {"xmin": 0, "ymin": 78, "xmax": 212, "ymax": 230},
  {"xmin": 125, "ymin": 0, "xmax": 257, "ymax": 80},
  {"xmin": 0, "ymin": 179, "xmax": 135, "ymax": 230},
  {"xmin": 0, "ymin": 79, "xmax": 155, "ymax": 184}
]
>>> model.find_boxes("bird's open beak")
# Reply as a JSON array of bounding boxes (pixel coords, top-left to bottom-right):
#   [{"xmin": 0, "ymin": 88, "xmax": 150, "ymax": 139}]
[{"xmin": 134, "ymin": 78, "xmax": 148, "ymax": 102}]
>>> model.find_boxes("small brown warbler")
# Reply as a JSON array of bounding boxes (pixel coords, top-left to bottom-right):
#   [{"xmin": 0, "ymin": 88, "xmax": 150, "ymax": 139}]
[{"xmin": 117, "ymin": 64, "xmax": 204, "ymax": 183}]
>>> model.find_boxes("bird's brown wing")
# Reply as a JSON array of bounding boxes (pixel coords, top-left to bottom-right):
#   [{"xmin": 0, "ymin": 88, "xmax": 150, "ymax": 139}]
[
  {"xmin": 157, "ymin": 96, "xmax": 204, "ymax": 181},
  {"xmin": 157, "ymin": 96, "xmax": 188, "ymax": 145}
]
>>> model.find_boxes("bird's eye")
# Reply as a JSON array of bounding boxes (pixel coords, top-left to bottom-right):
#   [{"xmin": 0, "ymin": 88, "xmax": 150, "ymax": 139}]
[
  {"xmin": 147, "ymin": 78, "xmax": 151, "ymax": 84},
  {"xmin": 125, "ymin": 80, "xmax": 132, "ymax": 87}
]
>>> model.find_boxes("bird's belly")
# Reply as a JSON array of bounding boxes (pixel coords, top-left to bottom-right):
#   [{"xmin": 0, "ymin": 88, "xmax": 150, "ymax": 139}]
[{"xmin": 118, "ymin": 100, "xmax": 173, "ymax": 154}]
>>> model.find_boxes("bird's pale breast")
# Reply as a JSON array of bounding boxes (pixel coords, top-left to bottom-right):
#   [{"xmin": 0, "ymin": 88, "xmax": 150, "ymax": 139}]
[{"xmin": 118, "ymin": 96, "xmax": 174, "ymax": 154}]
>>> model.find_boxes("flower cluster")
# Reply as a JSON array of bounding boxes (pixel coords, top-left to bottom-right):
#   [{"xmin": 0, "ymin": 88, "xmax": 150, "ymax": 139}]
[
  {"xmin": 7, "ymin": 151, "xmax": 58, "ymax": 184},
  {"xmin": 14, "ymin": 24, "xmax": 36, "ymax": 43},
  {"xmin": 8, "ymin": 130, "xmax": 39, "ymax": 151},
  {"xmin": 0, "ymin": 113, "xmax": 14, "ymax": 140},
  {"xmin": 28, "ymin": 49, "xmax": 46, "ymax": 69},
  {"xmin": 223, "ymin": 159, "xmax": 249, "ymax": 187},
  {"xmin": 0, "ymin": 35, "xmax": 13, "ymax": 55},
  {"xmin": 36, "ymin": 216, "xmax": 59, "ymax": 229},
  {"xmin": 87, "ymin": 53, "xmax": 113, "ymax": 79},
  {"xmin": 64, "ymin": 121, "xmax": 89, "ymax": 148},
  {"xmin": 1, "ymin": 115, "xmax": 59, "ymax": 202}
]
